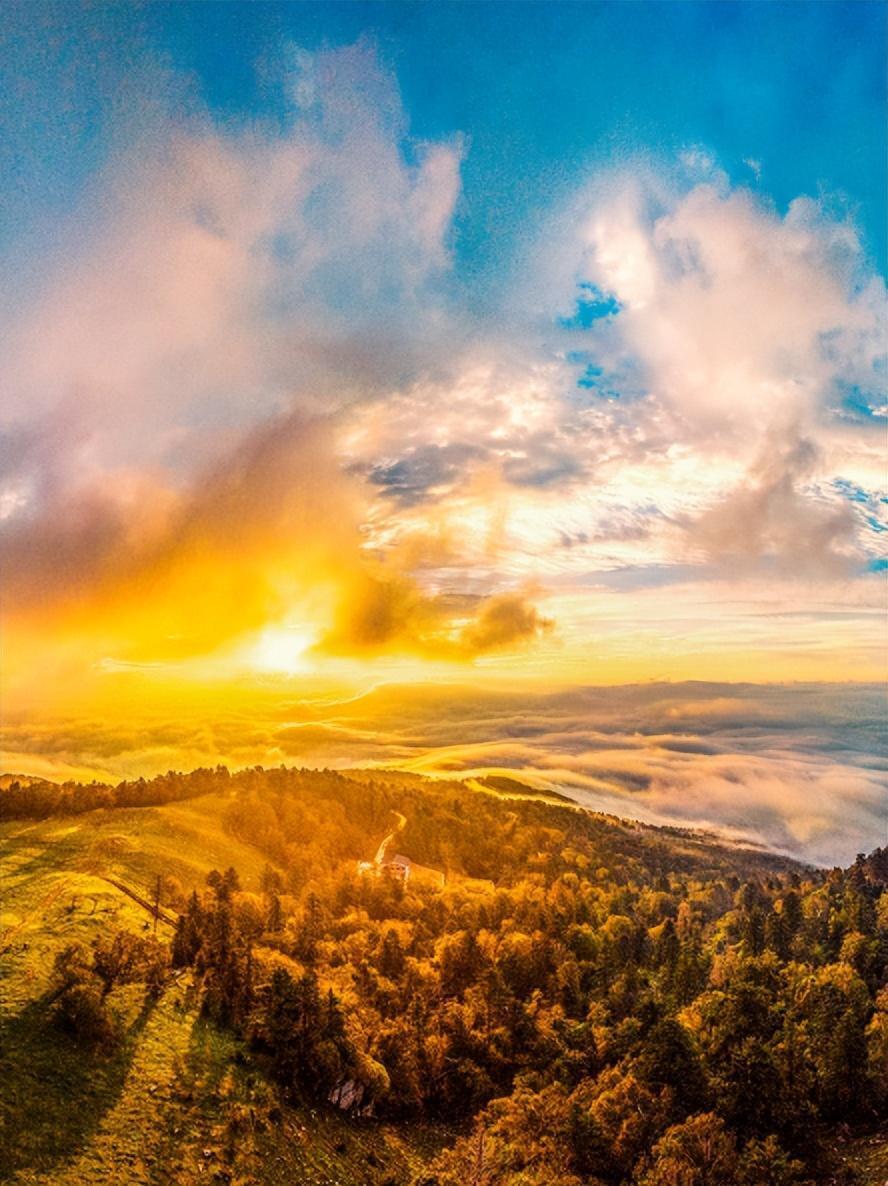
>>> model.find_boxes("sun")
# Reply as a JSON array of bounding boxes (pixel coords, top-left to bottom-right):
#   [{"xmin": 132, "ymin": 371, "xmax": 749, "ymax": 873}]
[{"xmin": 244, "ymin": 623, "xmax": 320, "ymax": 676}]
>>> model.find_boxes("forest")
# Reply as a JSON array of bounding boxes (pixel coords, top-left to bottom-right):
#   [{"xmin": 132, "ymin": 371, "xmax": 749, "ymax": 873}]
[{"xmin": 6, "ymin": 764, "xmax": 887, "ymax": 1185}]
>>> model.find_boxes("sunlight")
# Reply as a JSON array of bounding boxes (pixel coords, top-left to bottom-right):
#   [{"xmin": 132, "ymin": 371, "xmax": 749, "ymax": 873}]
[{"xmin": 244, "ymin": 623, "xmax": 320, "ymax": 676}]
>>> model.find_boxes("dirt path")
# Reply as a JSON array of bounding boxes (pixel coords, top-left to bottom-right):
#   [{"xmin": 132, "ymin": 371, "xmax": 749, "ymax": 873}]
[{"xmin": 374, "ymin": 811, "xmax": 407, "ymax": 865}]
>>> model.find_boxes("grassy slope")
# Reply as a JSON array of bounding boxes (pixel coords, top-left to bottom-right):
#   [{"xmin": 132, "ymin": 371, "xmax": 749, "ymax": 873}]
[
  {"xmin": 0, "ymin": 798, "xmax": 444, "ymax": 1186},
  {"xmin": 3, "ymin": 782, "xmax": 876, "ymax": 1185}
]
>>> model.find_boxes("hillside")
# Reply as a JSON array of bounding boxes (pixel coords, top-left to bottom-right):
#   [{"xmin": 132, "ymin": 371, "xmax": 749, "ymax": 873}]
[
  {"xmin": 0, "ymin": 793, "xmax": 445, "ymax": 1185},
  {"xmin": 1, "ymin": 767, "xmax": 885, "ymax": 1186},
  {"xmin": 0, "ymin": 774, "xmax": 57, "ymax": 793}
]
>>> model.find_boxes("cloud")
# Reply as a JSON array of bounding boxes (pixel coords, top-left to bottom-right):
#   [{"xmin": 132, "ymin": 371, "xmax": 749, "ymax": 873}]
[
  {"xmin": 367, "ymin": 443, "xmax": 485, "ymax": 506},
  {"xmin": 3, "ymin": 681, "xmax": 884, "ymax": 865},
  {"xmin": 0, "ymin": 413, "xmax": 358, "ymax": 698},
  {"xmin": 457, "ymin": 591, "xmax": 554, "ymax": 653},
  {"xmin": 500, "ymin": 432, "xmax": 584, "ymax": 488},
  {"xmin": 0, "ymin": 40, "xmax": 884, "ymax": 717},
  {"xmin": 353, "ymin": 681, "xmax": 888, "ymax": 866},
  {"xmin": 0, "ymin": 403, "xmax": 553, "ymax": 695},
  {"xmin": 1, "ymin": 39, "xmax": 464, "ymax": 484},
  {"xmin": 329, "ymin": 160, "xmax": 885, "ymax": 623},
  {"xmin": 570, "ymin": 174, "xmax": 883, "ymax": 430},
  {"xmin": 0, "ymin": 41, "xmax": 553, "ymax": 684},
  {"xmin": 530, "ymin": 164, "xmax": 887, "ymax": 576},
  {"xmin": 690, "ymin": 426, "xmax": 859, "ymax": 576},
  {"xmin": 322, "ymin": 583, "xmax": 553, "ymax": 660}
]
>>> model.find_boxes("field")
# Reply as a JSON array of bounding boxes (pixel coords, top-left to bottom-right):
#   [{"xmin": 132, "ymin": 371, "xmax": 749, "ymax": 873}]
[{"xmin": 0, "ymin": 796, "xmax": 446, "ymax": 1186}]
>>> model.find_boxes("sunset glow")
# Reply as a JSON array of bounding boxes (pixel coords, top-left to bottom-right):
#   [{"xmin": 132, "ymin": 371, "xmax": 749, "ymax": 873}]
[{"xmin": 1, "ymin": 2, "xmax": 885, "ymax": 864}]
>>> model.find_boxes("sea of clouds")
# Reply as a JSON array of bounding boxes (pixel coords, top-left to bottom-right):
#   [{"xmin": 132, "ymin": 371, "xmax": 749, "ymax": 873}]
[{"xmin": 3, "ymin": 681, "xmax": 885, "ymax": 867}]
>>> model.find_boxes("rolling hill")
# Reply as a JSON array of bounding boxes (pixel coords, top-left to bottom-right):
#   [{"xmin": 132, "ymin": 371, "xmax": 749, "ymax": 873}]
[{"xmin": 0, "ymin": 767, "xmax": 884, "ymax": 1186}]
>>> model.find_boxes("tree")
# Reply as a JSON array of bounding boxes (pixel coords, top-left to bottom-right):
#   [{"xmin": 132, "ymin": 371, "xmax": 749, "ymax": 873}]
[
  {"xmin": 47, "ymin": 931, "xmax": 167, "ymax": 1048},
  {"xmin": 795, "ymin": 962, "xmax": 870, "ymax": 1120},
  {"xmin": 258, "ymin": 968, "xmax": 355, "ymax": 1100},
  {"xmin": 294, "ymin": 892, "xmax": 324, "ymax": 965},
  {"xmin": 92, "ymin": 932, "xmax": 167, "ymax": 998},
  {"xmin": 637, "ymin": 1019, "xmax": 709, "ymax": 1122},
  {"xmin": 379, "ymin": 928, "xmax": 406, "ymax": 979},
  {"xmin": 172, "ymin": 891, "xmax": 203, "ymax": 967},
  {"xmin": 54, "ymin": 980, "xmax": 117, "ymax": 1048},
  {"xmin": 639, "ymin": 1113, "xmax": 739, "ymax": 1186},
  {"xmin": 737, "ymin": 1136, "xmax": 805, "ymax": 1186}
]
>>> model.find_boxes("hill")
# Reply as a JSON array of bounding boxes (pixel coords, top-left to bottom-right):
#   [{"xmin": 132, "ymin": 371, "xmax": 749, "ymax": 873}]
[
  {"xmin": 1, "ymin": 765, "xmax": 885, "ymax": 1186},
  {"xmin": 0, "ymin": 792, "xmax": 445, "ymax": 1185},
  {"xmin": 0, "ymin": 773, "xmax": 57, "ymax": 792}
]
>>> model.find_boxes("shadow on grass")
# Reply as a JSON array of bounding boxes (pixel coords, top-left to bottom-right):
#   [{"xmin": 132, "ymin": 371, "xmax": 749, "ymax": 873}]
[
  {"xmin": 0, "ymin": 991, "xmax": 157, "ymax": 1180},
  {"xmin": 149, "ymin": 1011, "xmax": 248, "ymax": 1181}
]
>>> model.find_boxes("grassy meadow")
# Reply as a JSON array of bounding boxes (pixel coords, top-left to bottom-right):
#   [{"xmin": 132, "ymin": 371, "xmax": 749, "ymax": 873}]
[{"xmin": 0, "ymin": 796, "xmax": 445, "ymax": 1186}]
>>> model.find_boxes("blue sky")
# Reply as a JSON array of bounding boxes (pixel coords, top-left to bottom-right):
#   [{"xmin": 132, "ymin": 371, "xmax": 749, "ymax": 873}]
[
  {"xmin": 1, "ymin": 1, "xmax": 886, "ymax": 683},
  {"xmin": 3, "ymin": 1, "xmax": 886, "ymax": 284}
]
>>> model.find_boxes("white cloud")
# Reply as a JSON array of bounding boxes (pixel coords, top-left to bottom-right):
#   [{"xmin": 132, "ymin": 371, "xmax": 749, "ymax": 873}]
[{"xmin": 1, "ymin": 40, "xmax": 464, "ymax": 493}]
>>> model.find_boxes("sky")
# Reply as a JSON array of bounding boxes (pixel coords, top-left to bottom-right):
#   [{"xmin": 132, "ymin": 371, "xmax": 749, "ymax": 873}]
[{"xmin": 1, "ymin": 2, "xmax": 886, "ymax": 861}]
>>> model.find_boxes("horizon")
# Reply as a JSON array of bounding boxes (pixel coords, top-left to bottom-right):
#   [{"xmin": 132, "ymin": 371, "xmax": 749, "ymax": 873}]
[
  {"xmin": 1, "ymin": 1, "xmax": 886, "ymax": 865},
  {"xmin": 3, "ymin": 677, "xmax": 885, "ymax": 866}
]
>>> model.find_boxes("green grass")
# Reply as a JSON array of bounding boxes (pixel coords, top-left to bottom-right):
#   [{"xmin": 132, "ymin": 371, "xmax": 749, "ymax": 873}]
[{"xmin": 0, "ymin": 797, "xmax": 447, "ymax": 1186}]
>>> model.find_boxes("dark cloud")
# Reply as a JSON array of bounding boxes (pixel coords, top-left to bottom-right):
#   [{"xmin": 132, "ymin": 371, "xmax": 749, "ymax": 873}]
[
  {"xmin": 499, "ymin": 432, "xmax": 584, "ymax": 488},
  {"xmin": 368, "ymin": 442, "xmax": 484, "ymax": 506},
  {"xmin": 558, "ymin": 530, "xmax": 589, "ymax": 549},
  {"xmin": 501, "ymin": 454, "xmax": 581, "ymax": 488},
  {"xmin": 457, "ymin": 592, "xmax": 554, "ymax": 654},
  {"xmin": 321, "ymin": 583, "xmax": 553, "ymax": 659}
]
